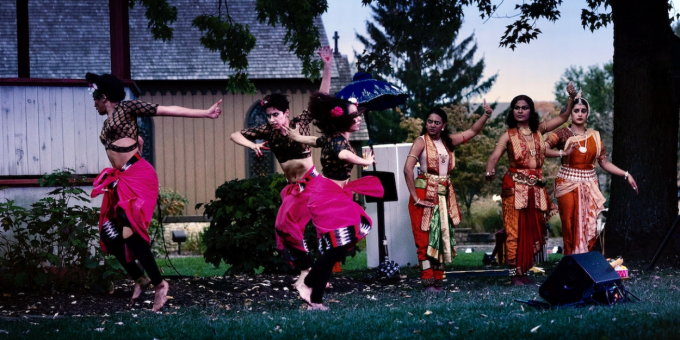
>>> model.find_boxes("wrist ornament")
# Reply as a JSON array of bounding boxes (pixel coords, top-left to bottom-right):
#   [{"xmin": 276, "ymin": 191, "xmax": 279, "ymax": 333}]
[
  {"xmin": 624, "ymin": 171, "xmax": 629, "ymax": 180},
  {"xmin": 414, "ymin": 198, "xmax": 421, "ymax": 205},
  {"xmin": 559, "ymin": 150, "xmax": 563, "ymax": 157}
]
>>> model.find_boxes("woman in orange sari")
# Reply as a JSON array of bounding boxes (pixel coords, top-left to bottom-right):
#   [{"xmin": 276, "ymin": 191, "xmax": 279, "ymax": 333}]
[
  {"xmin": 404, "ymin": 102, "xmax": 492, "ymax": 292},
  {"xmin": 485, "ymin": 84, "xmax": 575, "ymax": 285},
  {"xmin": 545, "ymin": 95, "xmax": 638, "ymax": 255}
]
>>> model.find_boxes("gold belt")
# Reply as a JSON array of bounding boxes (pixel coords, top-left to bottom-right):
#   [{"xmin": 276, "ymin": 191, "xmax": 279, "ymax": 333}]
[
  {"xmin": 508, "ymin": 171, "xmax": 546, "ymax": 187},
  {"xmin": 421, "ymin": 172, "xmax": 450, "ymax": 183}
]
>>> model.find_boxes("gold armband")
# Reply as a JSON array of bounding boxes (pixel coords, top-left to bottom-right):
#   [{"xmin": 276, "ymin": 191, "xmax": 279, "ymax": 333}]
[
  {"xmin": 495, "ymin": 143, "xmax": 507, "ymax": 149},
  {"xmin": 407, "ymin": 154, "xmax": 418, "ymax": 160}
]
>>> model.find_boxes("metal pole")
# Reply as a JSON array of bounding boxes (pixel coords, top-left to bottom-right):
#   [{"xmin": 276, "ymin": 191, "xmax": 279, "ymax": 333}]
[{"xmin": 647, "ymin": 214, "xmax": 680, "ymax": 271}]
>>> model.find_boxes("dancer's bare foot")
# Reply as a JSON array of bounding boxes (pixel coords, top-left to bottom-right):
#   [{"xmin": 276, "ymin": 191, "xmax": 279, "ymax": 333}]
[
  {"xmin": 131, "ymin": 276, "xmax": 151, "ymax": 302},
  {"xmin": 152, "ymin": 280, "xmax": 169, "ymax": 312},
  {"xmin": 511, "ymin": 277, "xmax": 525, "ymax": 286},
  {"xmin": 520, "ymin": 275, "xmax": 533, "ymax": 284},
  {"xmin": 294, "ymin": 269, "xmax": 310, "ymax": 290},
  {"xmin": 296, "ymin": 282, "xmax": 313, "ymax": 305},
  {"xmin": 307, "ymin": 303, "xmax": 328, "ymax": 311}
]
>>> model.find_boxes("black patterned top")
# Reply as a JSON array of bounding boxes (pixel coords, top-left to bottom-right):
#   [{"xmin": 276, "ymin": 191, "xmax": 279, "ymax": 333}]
[
  {"xmin": 99, "ymin": 100, "xmax": 158, "ymax": 150},
  {"xmin": 240, "ymin": 111, "xmax": 313, "ymax": 163},
  {"xmin": 316, "ymin": 134, "xmax": 355, "ymax": 181}
]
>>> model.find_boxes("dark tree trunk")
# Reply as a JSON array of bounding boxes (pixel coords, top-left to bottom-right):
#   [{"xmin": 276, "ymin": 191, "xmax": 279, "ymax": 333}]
[{"xmin": 607, "ymin": 0, "xmax": 680, "ymax": 263}]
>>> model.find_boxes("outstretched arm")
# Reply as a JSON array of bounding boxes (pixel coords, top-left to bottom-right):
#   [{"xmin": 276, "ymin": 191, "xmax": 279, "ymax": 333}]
[
  {"xmin": 451, "ymin": 99, "xmax": 492, "ymax": 146},
  {"xmin": 544, "ymin": 141, "xmax": 575, "ymax": 158},
  {"xmin": 539, "ymin": 82, "xmax": 575, "ymax": 134},
  {"xmin": 282, "ymin": 125, "xmax": 318, "ymax": 146},
  {"xmin": 318, "ymin": 46, "xmax": 333, "ymax": 94},
  {"xmin": 156, "ymin": 99, "xmax": 222, "ymax": 119},
  {"xmin": 485, "ymin": 132, "xmax": 509, "ymax": 181},
  {"xmin": 230, "ymin": 132, "xmax": 269, "ymax": 157},
  {"xmin": 339, "ymin": 149, "xmax": 375, "ymax": 167},
  {"xmin": 598, "ymin": 158, "xmax": 639, "ymax": 194}
]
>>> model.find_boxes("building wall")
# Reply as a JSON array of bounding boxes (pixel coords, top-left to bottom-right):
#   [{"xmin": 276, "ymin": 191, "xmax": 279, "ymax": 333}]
[{"xmin": 0, "ymin": 85, "xmax": 137, "ymax": 177}]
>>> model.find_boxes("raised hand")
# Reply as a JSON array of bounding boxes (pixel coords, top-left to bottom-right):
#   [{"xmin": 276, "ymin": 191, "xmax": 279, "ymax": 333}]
[
  {"xmin": 564, "ymin": 141, "xmax": 577, "ymax": 155},
  {"xmin": 482, "ymin": 98, "xmax": 492, "ymax": 116},
  {"xmin": 251, "ymin": 141, "xmax": 269, "ymax": 158},
  {"xmin": 566, "ymin": 81, "xmax": 576, "ymax": 99},
  {"xmin": 206, "ymin": 99, "xmax": 223, "ymax": 119},
  {"xmin": 318, "ymin": 46, "xmax": 333, "ymax": 67},
  {"xmin": 362, "ymin": 148, "xmax": 377, "ymax": 165},
  {"xmin": 282, "ymin": 125, "xmax": 301, "ymax": 141}
]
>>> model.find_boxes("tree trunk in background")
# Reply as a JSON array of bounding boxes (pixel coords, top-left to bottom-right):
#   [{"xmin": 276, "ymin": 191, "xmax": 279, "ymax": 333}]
[{"xmin": 607, "ymin": 0, "xmax": 680, "ymax": 263}]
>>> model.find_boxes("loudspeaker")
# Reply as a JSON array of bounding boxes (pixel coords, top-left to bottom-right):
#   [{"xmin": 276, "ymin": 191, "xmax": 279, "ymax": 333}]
[
  {"xmin": 539, "ymin": 251, "xmax": 621, "ymax": 305},
  {"xmin": 362, "ymin": 171, "xmax": 398, "ymax": 202}
]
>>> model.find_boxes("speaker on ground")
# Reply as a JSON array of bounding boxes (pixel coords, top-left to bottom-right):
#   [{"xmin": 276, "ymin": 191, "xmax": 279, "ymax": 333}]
[{"xmin": 539, "ymin": 251, "xmax": 621, "ymax": 306}]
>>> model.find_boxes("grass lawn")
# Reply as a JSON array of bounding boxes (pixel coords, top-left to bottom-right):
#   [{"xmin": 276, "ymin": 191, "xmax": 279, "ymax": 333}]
[{"xmin": 3, "ymin": 254, "xmax": 680, "ymax": 339}]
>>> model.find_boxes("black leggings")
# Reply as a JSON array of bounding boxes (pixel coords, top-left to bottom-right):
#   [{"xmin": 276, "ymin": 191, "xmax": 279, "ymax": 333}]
[
  {"xmin": 303, "ymin": 246, "xmax": 347, "ymax": 303},
  {"xmin": 100, "ymin": 208, "xmax": 163, "ymax": 286},
  {"xmin": 287, "ymin": 247, "xmax": 313, "ymax": 271}
]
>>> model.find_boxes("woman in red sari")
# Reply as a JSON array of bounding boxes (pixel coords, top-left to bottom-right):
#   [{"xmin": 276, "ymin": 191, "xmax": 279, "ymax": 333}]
[
  {"xmin": 545, "ymin": 94, "xmax": 638, "ymax": 255},
  {"xmin": 87, "ymin": 73, "xmax": 221, "ymax": 311},
  {"xmin": 485, "ymin": 83, "xmax": 575, "ymax": 285},
  {"xmin": 403, "ymin": 102, "xmax": 492, "ymax": 291}
]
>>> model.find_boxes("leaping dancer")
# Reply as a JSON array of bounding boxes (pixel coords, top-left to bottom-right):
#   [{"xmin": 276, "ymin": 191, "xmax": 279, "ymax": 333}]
[
  {"xmin": 87, "ymin": 72, "xmax": 222, "ymax": 311},
  {"xmin": 230, "ymin": 47, "xmax": 334, "ymax": 288}
]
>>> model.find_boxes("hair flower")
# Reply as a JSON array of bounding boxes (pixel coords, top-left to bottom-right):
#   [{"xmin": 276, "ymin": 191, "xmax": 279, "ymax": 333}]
[
  {"xmin": 330, "ymin": 106, "xmax": 344, "ymax": 117},
  {"xmin": 261, "ymin": 100, "xmax": 267, "ymax": 106}
]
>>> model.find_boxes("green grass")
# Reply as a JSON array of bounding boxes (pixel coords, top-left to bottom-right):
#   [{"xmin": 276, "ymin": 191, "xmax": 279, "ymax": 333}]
[
  {"xmin": 3, "ymin": 264, "xmax": 680, "ymax": 339},
  {"xmin": 156, "ymin": 250, "xmax": 540, "ymax": 278},
  {"xmin": 156, "ymin": 257, "xmax": 229, "ymax": 277}
]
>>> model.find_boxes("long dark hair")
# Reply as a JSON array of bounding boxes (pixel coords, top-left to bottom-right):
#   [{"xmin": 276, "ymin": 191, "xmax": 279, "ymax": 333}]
[
  {"xmin": 506, "ymin": 95, "xmax": 539, "ymax": 132},
  {"xmin": 307, "ymin": 92, "xmax": 360, "ymax": 135},
  {"xmin": 421, "ymin": 107, "xmax": 455, "ymax": 151}
]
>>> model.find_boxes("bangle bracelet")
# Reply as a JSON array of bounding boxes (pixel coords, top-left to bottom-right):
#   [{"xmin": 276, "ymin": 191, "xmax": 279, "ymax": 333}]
[
  {"xmin": 414, "ymin": 198, "xmax": 420, "ymax": 205},
  {"xmin": 559, "ymin": 150, "xmax": 563, "ymax": 157},
  {"xmin": 624, "ymin": 171, "xmax": 629, "ymax": 180}
]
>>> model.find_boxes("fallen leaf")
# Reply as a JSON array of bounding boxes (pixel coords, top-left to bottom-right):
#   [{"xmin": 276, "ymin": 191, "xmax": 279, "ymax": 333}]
[
  {"xmin": 612, "ymin": 318, "xmax": 617, "ymax": 322},
  {"xmin": 0, "ymin": 330, "xmax": 7, "ymax": 334},
  {"xmin": 71, "ymin": 301, "xmax": 77, "ymax": 305},
  {"xmin": 424, "ymin": 310, "xmax": 433, "ymax": 315},
  {"xmin": 531, "ymin": 325, "xmax": 541, "ymax": 333},
  {"xmin": 94, "ymin": 328, "xmax": 104, "ymax": 332},
  {"xmin": 414, "ymin": 330, "xmax": 422, "ymax": 334},
  {"xmin": 166, "ymin": 296, "xmax": 174, "ymax": 300},
  {"xmin": 480, "ymin": 314, "xmax": 488, "ymax": 318}
]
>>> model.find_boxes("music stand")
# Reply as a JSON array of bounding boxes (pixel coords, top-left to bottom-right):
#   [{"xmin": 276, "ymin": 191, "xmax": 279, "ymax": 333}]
[{"xmin": 362, "ymin": 171, "xmax": 398, "ymax": 264}]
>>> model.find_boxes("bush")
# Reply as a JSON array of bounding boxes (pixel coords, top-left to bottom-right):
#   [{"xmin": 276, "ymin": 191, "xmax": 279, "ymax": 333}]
[
  {"xmin": 199, "ymin": 174, "xmax": 292, "ymax": 275},
  {"xmin": 0, "ymin": 169, "xmax": 124, "ymax": 291}
]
